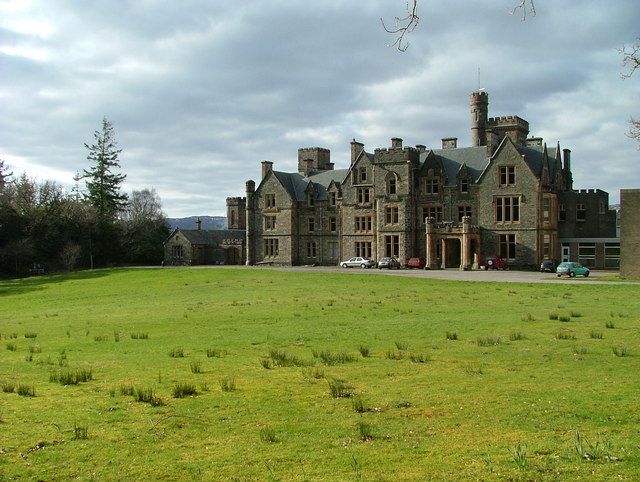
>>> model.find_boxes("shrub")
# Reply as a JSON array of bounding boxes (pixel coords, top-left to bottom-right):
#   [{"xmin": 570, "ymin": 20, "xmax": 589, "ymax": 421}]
[
  {"xmin": 206, "ymin": 348, "xmax": 226, "ymax": 358},
  {"xmin": 169, "ymin": 347, "xmax": 185, "ymax": 358},
  {"xmin": 6, "ymin": 342, "xmax": 17, "ymax": 352},
  {"xmin": 328, "ymin": 379, "xmax": 354, "ymax": 398},
  {"xmin": 190, "ymin": 361, "xmax": 202, "ymax": 374},
  {"xmin": 477, "ymin": 336, "xmax": 501, "ymax": 347},
  {"xmin": 173, "ymin": 383, "xmax": 197, "ymax": 398},
  {"xmin": 590, "ymin": 331, "xmax": 603, "ymax": 339},
  {"xmin": 220, "ymin": 376, "xmax": 236, "ymax": 392},
  {"xmin": 509, "ymin": 331, "xmax": 525, "ymax": 341},
  {"xmin": 259, "ymin": 427, "xmax": 277, "ymax": 443},
  {"xmin": 358, "ymin": 345, "xmax": 370, "ymax": 358},
  {"xmin": 17, "ymin": 384, "xmax": 35, "ymax": 397},
  {"xmin": 24, "ymin": 332, "xmax": 37, "ymax": 339},
  {"xmin": 446, "ymin": 331, "xmax": 458, "ymax": 341}
]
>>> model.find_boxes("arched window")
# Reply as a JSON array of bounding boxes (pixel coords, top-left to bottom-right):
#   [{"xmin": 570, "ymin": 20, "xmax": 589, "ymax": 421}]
[{"xmin": 387, "ymin": 174, "xmax": 397, "ymax": 195}]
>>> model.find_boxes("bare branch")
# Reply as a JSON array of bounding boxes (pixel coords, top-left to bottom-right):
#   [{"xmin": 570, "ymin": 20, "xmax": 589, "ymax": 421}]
[
  {"xmin": 510, "ymin": 0, "xmax": 536, "ymax": 21},
  {"xmin": 620, "ymin": 40, "xmax": 640, "ymax": 79},
  {"xmin": 381, "ymin": 1, "xmax": 419, "ymax": 52}
]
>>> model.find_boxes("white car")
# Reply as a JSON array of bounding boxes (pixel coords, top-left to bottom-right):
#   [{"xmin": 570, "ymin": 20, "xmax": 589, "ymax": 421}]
[{"xmin": 340, "ymin": 257, "xmax": 376, "ymax": 268}]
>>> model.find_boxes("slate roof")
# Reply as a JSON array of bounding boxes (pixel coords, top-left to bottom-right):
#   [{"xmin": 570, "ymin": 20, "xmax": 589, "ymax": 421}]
[
  {"xmin": 516, "ymin": 144, "xmax": 563, "ymax": 179},
  {"xmin": 272, "ymin": 169, "xmax": 348, "ymax": 201},
  {"xmin": 422, "ymin": 146, "xmax": 489, "ymax": 185},
  {"xmin": 175, "ymin": 229, "xmax": 245, "ymax": 246}
]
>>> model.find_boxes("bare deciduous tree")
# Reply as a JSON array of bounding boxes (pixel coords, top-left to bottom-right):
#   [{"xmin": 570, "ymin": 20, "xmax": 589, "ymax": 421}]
[
  {"xmin": 382, "ymin": 1, "xmax": 536, "ymax": 52},
  {"xmin": 620, "ymin": 39, "xmax": 640, "ymax": 145}
]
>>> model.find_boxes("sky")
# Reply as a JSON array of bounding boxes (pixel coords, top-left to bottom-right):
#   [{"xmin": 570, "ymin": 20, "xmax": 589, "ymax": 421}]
[{"xmin": 1, "ymin": 0, "xmax": 638, "ymax": 217}]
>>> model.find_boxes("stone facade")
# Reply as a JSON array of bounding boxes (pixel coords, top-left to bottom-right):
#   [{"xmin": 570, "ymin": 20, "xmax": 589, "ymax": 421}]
[
  {"xmin": 620, "ymin": 189, "xmax": 640, "ymax": 278},
  {"xmin": 243, "ymin": 92, "xmax": 618, "ymax": 269}
]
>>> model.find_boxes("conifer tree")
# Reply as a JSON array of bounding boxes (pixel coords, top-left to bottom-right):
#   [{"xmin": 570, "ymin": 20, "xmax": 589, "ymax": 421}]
[{"xmin": 83, "ymin": 118, "xmax": 127, "ymax": 219}]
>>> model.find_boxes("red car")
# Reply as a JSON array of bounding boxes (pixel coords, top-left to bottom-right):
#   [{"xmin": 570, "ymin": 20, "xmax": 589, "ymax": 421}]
[
  {"xmin": 484, "ymin": 255, "xmax": 507, "ymax": 270},
  {"xmin": 406, "ymin": 257, "xmax": 426, "ymax": 269}
]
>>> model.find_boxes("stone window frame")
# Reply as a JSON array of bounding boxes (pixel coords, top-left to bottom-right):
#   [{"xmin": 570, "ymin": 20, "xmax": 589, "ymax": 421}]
[
  {"xmin": 357, "ymin": 187, "xmax": 371, "ymax": 205},
  {"xmin": 385, "ymin": 205, "xmax": 399, "ymax": 225},
  {"xmin": 460, "ymin": 178, "xmax": 469, "ymax": 194},
  {"xmin": 329, "ymin": 216, "xmax": 338, "ymax": 232},
  {"xmin": 384, "ymin": 234, "xmax": 400, "ymax": 258},
  {"xmin": 307, "ymin": 191, "xmax": 315, "ymax": 207},
  {"xmin": 499, "ymin": 166, "xmax": 516, "ymax": 186},
  {"xmin": 355, "ymin": 241, "xmax": 372, "ymax": 259},
  {"xmin": 543, "ymin": 234, "xmax": 551, "ymax": 258},
  {"xmin": 265, "ymin": 193, "xmax": 276, "ymax": 209},
  {"xmin": 171, "ymin": 245, "xmax": 184, "ymax": 258},
  {"xmin": 306, "ymin": 241, "xmax": 317, "ymax": 258},
  {"xmin": 499, "ymin": 233, "xmax": 516, "ymax": 260},
  {"xmin": 423, "ymin": 205, "xmax": 443, "ymax": 223},
  {"xmin": 264, "ymin": 215, "xmax": 277, "ymax": 231},
  {"xmin": 264, "ymin": 238, "xmax": 279, "ymax": 257},
  {"xmin": 457, "ymin": 205, "xmax": 472, "ymax": 222},
  {"xmin": 328, "ymin": 241, "xmax": 339, "ymax": 258},
  {"xmin": 559, "ymin": 203, "xmax": 566, "ymax": 222},
  {"xmin": 495, "ymin": 196, "xmax": 521, "ymax": 224},
  {"xmin": 355, "ymin": 216, "xmax": 372, "ymax": 233},
  {"xmin": 543, "ymin": 197, "xmax": 552, "ymax": 223},
  {"xmin": 576, "ymin": 203, "xmax": 586, "ymax": 221},
  {"xmin": 308, "ymin": 217, "xmax": 315, "ymax": 233},
  {"xmin": 328, "ymin": 191, "xmax": 337, "ymax": 207},
  {"xmin": 358, "ymin": 167, "xmax": 368, "ymax": 183},
  {"xmin": 423, "ymin": 177, "xmax": 440, "ymax": 195}
]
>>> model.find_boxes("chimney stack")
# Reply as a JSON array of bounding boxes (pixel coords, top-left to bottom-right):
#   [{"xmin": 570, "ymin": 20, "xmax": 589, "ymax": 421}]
[
  {"xmin": 350, "ymin": 139, "xmax": 364, "ymax": 165},
  {"xmin": 261, "ymin": 161, "xmax": 273, "ymax": 179},
  {"xmin": 391, "ymin": 137, "xmax": 403, "ymax": 149},
  {"xmin": 562, "ymin": 149, "xmax": 571, "ymax": 172},
  {"xmin": 442, "ymin": 137, "xmax": 457, "ymax": 149}
]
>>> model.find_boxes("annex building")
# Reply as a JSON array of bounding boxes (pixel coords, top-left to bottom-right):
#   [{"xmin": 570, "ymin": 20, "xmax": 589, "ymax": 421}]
[{"xmin": 242, "ymin": 91, "xmax": 617, "ymax": 269}]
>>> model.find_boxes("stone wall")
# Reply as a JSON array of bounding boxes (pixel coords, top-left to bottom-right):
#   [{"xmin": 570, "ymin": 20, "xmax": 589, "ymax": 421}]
[{"xmin": 620, "ymin": 189, "xmax": 640, "ymax": 278}]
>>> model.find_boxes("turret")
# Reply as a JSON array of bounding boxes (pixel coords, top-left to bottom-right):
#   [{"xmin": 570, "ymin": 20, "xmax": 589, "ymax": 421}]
[{"xmin": 470, "ymin": 91, "xmax": 488, "ymax": 147}]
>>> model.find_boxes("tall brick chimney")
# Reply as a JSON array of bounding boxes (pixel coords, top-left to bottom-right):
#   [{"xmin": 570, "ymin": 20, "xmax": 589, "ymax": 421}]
[{"xmin": 261, "ymin": 160, "xmax": 273, "ymax": 179}]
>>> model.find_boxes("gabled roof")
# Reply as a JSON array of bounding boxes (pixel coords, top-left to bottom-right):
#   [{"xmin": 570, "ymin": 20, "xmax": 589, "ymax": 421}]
[
  {"xmin": 515, "ymin": 143, "xmax": 563, "ymax": 179},
  {"xmin": 271, "ymin": 169, "xmax": 348, "ymax": 202},
  {"xmin": 172, "ymin": 229, "xmax": 245, "ymax": 246},
  {"xmin": 421, "ymin": 146, "xmax": 489, "ymax": 185}
]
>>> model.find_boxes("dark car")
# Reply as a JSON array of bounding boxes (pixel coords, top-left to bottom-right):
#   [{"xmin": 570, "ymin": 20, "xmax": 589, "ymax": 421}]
[
  {"xmin": 406, "ymin": 257, "xmax": 426, "ymax": 269},
  {"xmin": 378, "ymin": 257, "xmax": 401, "ymax": 269},
  {"xmin": 540, "ymin": 259, "xmax": 555, "ymax": 273},
  {"xmin": 484, "ymin": 255, "xmax": 507, "ymax": 270}
]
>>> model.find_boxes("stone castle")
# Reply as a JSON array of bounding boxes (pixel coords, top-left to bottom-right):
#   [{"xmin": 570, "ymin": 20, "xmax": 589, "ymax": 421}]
[{"xmin": 165, "ymin": 91, "xmax": 617, "ymax": 269}]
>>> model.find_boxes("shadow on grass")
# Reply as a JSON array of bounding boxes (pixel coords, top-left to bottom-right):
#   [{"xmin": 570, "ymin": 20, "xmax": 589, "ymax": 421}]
[{"xmin": 0, "ymin": 269, "xmax": 114, "ymax": 297}]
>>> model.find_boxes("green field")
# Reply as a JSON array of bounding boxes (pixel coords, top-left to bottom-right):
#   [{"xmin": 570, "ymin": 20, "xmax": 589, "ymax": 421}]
[{"xmin": 0, "ymin": 268, "xmax": 638, "ymax": 480}]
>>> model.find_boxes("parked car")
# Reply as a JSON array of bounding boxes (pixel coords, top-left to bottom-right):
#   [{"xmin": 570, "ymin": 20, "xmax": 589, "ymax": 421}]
[
  {"xmin": 340, "ymin": 257, "xmax": 376, "ymax": 269},
  {"xmin": 406, "ymin": 257, "xmax": 426, "ymax": 269},
  {"xmin": 484, "ymin": 255, "xmax": 507, "ymax": 270},
  {"xmin": 540, "ymin": 259, "xmax": 555, "ymax": 272},
  {"xmin": 378, "ymin": 257, "xmax": 401, "ymax": 269},
  {"xmin": 556, "ymin": 261, "xmax": 590, "ymax": 277}
]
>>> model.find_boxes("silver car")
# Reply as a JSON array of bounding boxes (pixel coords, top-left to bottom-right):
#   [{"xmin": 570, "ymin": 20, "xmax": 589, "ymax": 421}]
[{"xmin": 340, "ymin": 257, "xmax": 376, "ymax": 268}]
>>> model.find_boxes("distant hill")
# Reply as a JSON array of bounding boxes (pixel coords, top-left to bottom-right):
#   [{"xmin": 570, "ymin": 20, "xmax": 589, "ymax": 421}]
[{"xmin": 167, "ymin": 216, "xmax": 227, "ymax": 231}]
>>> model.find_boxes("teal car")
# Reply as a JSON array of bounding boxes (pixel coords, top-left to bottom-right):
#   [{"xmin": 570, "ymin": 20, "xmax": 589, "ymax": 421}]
[{"xmin": 556, "ymin": 261, "xmax": 590, "ymax": 278}]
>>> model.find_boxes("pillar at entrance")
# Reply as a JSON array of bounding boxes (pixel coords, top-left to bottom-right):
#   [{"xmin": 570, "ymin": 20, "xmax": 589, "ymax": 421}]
[
  {"xmin": 461, "ymin": 216, "xmax": 472, "ymax": 270},
  {"xmin": 425, "ymin": 217, "xmax": 437, "ymax": 269},
  {"xmin": 440, "ymin": 238, "xmax": 447, "ymax": 269}
]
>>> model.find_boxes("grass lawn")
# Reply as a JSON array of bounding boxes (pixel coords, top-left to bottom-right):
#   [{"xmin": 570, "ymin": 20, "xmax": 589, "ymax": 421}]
[{"xmin": 0, "ymin": 267, "xmax": 638, "ymax": 480}]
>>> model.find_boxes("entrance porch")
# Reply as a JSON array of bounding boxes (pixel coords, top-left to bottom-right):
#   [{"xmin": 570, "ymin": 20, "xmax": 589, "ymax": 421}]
[{"xmin": 425, "ymin": 217, "xmax": 480, "ymax": 270}]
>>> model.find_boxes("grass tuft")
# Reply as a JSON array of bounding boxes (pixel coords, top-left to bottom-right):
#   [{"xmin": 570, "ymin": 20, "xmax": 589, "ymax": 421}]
[
  {"xmin": 394, "ymin": 341, "xmax": 408, "ymax": 351},
  {"xmin": 134, "ymin": 387, "xmax": 165, "ymax": 406},
  {"xmin": 169, "ymin": 347, "xmax": 185, "ymax": 358},
  {"xmin": 558, "ymin": 315, "xmax": 571, "ymax": 322},
  {"xmin": 612, "ymin": 346, "xmax": 629, "ymax": 357},
  {"xmin": 357, "ymin": 421, "xmax": 374, "ymax": 441},
  {"xmin": 17, "ymin": 384, "xmax": 36, "ymax": 397},
  {"xmin": 605, "ymin": 321, "xmax": 615, "ymax": 329},
  {"xmin": 219, "ymin": 376, "xmax": 236, "ymax": 392},
  {"xmin": 1, "ymin": 381, "xmax": 16, "ymax": 393},
  {"xmin": 358, "ymin": 345, "xmax": 370, "ymax": 358},
  {"xmin": 549, "ymin": 312, "xmax": 559, "ymax": 320},
  {"xmin": 509, "ymin": 331, "xmax": 525, "ymax": 341},
  {"xmin": 556, "ymin": 330, "xmax": 576, "ymax": 340},
  {"xmin": 590, "ymin": 331, "xmax": 603, "ymax": 339},
  {"xmin": 259, "ymin": 426, "xmax": 278, "ymax": 443},
  {"xmin": 73, "ymin": 424, "xmax": 89, "ymax": 440},
  {"xmin": 318, "ymin": 350, "xmax": 357, "ymax": 365},
  {"xmin": 173, "ymin": 382, "xmax": 197, "ymax": 398},
  {"xmin": 6, "ymin": 342, "xmax": 17, "ymax": 352},
  {"xmin": 206, "ymin": 348, "xmax": 226, "ymax": 358},
  {"xmin": 446, "ymin": 331, "xmax": 458, "ymax": 341},
  {"xmin": 409, "ymin": 352, "xmax": 430, "ymax": 363},
  {"xmin": 189, "ymin": 361, "xmax": 203, "ymax": 374},
  {"xmin": 268, "ymin": 349, "xmax": 309, "ymax": 367},
  {"xmin": 130, "ymin": 332, "xmax": 149, "ymax": 340},
  {"xmin": 328, "ymin": 378, "xmax": 354, "ymax": 398},
  {"xmin": 477, "ymin": 336, "xmax": 501, "ymax": 347},
  {"xmin": 511, "ymin": 443, "xmax": 527, "ymax": 469},
  {"xmin": 24, "ymin": 332, "xmax": 37, "ymax": 339},
  {"xmin": 50, "ymin": 368, "xmax": 93, "ymax": 385}
]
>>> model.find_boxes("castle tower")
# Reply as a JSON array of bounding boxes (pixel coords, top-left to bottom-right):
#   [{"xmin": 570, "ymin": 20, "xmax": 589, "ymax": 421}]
[
  {"xmin": 226, "ymin": 196, "xmax": 246, "ymax": 230},
  {"xmin": 470, "ymin": 91, "xmax": 488, "ymax": 147}
]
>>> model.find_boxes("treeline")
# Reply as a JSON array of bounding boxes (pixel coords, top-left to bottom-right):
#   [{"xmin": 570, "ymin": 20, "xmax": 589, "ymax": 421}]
[{"xmin": 0, "ymin": 119, "xmax": 170, "ymax": 277}]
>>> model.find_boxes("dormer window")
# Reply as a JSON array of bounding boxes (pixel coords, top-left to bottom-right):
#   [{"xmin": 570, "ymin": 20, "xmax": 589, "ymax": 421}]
[
  {"xmin": 307, "ymin": 192, "xmax": 314, "ymax": 207},
  {"xmin": 359, "ymin": 167, "xmax": 368, "ymax": 183},
  {"xmin": 460, "ymin": 178, "xmax": 469, "ymax": 194},
  {"xmin": 328, "ymin": 192, "xmax": 336, "ymax": 207}
]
